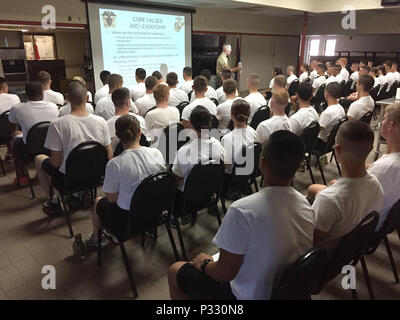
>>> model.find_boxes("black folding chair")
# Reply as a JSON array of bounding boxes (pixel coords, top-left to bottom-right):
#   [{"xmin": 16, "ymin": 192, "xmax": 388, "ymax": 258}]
[
  {"xmin": 313, "ymin": 84, "xmax": 326, "ymax": 114},
  {"xmin": 113, "ymin": 134, "xmax": 150, "ymax": 157},
  {"xmin": 250, "ymin": 106, "xmax": 270, "ymax": 130},
  {"xmin": 376, "ymin": 83, "xmax": 388, "ymax": 101},
  {"xmin": 300, "ymin": 121, "xmax": 320, "ymax": 184},
  {"xmin": 359, "ymin": 111, "xmax": 374, "ymax": 125},
  {"xmin": 271, "ymin": 248, "xmax": 328, "ymax": 300},
  {"xmin": 210, "ymin": 98, "xmax": 219, "ymax": 106},
  {"xmin": 342, "ymin": 80, "xmax": 353, "ymax": 98},
  {"xmin": 97, "ymin": 171, "xmax": 180, "ymax": 299},
  {"xmin": 340, "ymin": 80, "xmax": 346, "ymax": 98},
  {"xmin": 370, "ymin": 85, "xmax": 380, "ymax": 102},
  {"xmin": 157, "ymin": 122, "xmax": 190, "ymax": 165},
  {"xmin": 0, "ymin": 111, "xmax": 14, "ymax": 176},
  {"xmin": 173, "ymin": 162, "xmax": 225, "ymax": 261},
  {"xmin": 53, "ymin": 141, "xmax": 108, "ymax": 238},
  {"xmin": 176, "ymin": 101, "xmax": 189, "ymax": 119},
  {"xmin": 188, "ymin": 90, "xmax": 193, "ymax": 102},
  {"xmin": 288, "ymin": 79, "xmax": 300, "ymax": 96},
  {"xmin": 387, "ymin": 81, "xmax": 398, "ymax": 99},
  {"xmin": 143, "ymin": 106, "xmax": 157, "ymax": 118}
]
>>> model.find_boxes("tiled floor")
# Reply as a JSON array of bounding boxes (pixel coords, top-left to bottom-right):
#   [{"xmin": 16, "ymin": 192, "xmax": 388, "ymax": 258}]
[{"xmin": 0, "ymin": 120, "xmax": 399, "ymax": 300}]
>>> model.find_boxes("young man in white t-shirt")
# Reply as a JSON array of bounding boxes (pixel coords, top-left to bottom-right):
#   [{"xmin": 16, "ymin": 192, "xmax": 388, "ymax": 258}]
[
  {"xmin": 308, "ymin": 121, "xmax": 384, "ymax": 248},
  {"xmin": 94, "ymin": 71, "xmax": 110, "ymax": 105},
  {"xmin": 333, "ymin": 65, "xmax": 344, "ymax": 84},
  {"xmin": 312, "ymin": 64, "xmax": 327, "ymax": 94},
  {"xmin": 181, "ymin": 76, "xmax": 217, "ymax": 128},
  {"xmin": 391, "ymin": 61, "xmax": 400, "ymax": 82},
  {"xmin": 135, "ymin": 76, "xmax": 157, "ymax": 117},
  {"xmin": 216, "ymin": 69, "xmax": 238, "ymax": 104},
  {"xmin": 347, "ymin": 74, "xmax": 375, "ymax": 120},
  {"xmin": 190, "ymin": 69, "xmax": 218, "ymax": 102},
  {"xmin": 368, "ymin": 102, "xmax": 400, "ymax": 229},
  {"xmin": 217, "ymin": 79, "xmax": 239, "ymax": 129},
  {"xmin": 339, "ymin": 58, "xmax": 350, "ymax": 82},
  {"xmin": 166, "ymin": 72, "xmax": 188, "ymax": 107},
  {"xmin": 168, "ymin": 130, "xmax": 315, "ymax": 300},
  {"xmin": 264, "ymin": 67, "xmax": 283, "ymax": 96},
  {"xmin": 180, "ymin": 67, "xmax": 194, "ymax": 94},
  {"xmin": 35, "ymin": 80, "xmax": 113, "ymax": 215},
  {"xmin": 286, "ymin": 65, "xmax": 298, "ymax": 87},
  {"xmin": 289, "ymin": 83, "xmax": 319, "ymax": 136},
  {"xmin": 152, "ymin": 71, "xmax": 167, "ymax": 86},
  {"xmin": 86, "ymin": 114, "xmax": 166, "ymax": 247},
  {"xmin": 309, "ymin": 60, "xmax": 318, "ymax": 82},
  {"xmin": 257, "ymin": 89, "xmax": 291, "ymax": 145},
  {"xmin": 36, "ymin": 71, "xmax": 65, "ymax": 106},
  {"xmin": 349, "ymin": 62, "xmax": 359, "ymax": 90},
  {"xmin": 107, "ymin": 88, "xmax": 146, "ymax": 152},
  {"xmin": 384, "ymin": 60, "xmax": 396, "ymax": 90},
  {"xmin": 244, "ymin": 73, "xmax": 267, "ymax": 123},
  {"xmin": 130, "ymin": 68, "xmax": 146, "ymax": 102},
  {"xmin": 58, "ymin": 77, "xmax": 94, "ymax": 116}
]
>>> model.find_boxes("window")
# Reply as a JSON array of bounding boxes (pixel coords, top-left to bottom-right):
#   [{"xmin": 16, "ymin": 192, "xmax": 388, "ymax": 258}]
[
  {"xmin": 309, "ymin": 39, "xmax": 320, "ymax": 56},
  {"xmin": 325, "ymin": 39, "xmax": 336, "ymax": 56},
  {"xmin": 23, "ymin": 34, "xmax": 57, "ymax": 60}
]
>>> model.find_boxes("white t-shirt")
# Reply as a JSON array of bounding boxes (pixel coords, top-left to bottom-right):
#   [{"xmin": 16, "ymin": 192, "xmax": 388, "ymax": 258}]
[
  {"xmin": 44, "ymin": 114, "xmax": 111, "ymax": 174},
  {"xmin": 256, "ymin": 115, "xmax": 292, "ymax": 145},
  {"xmin": 326, "ymin": 76, "xmax": 337, "ymax": 84},
  {"xmin": 216, "ymin": 87, "xmax": 239, "ymax": 104},
  {"xmin": 318, "ymin": 104, "xmax": 345, "ymax": 142},
  {"xmin": 145, "ymin": 106, "xmax": 180, "ymax": 132},
  {"xmin": 107, "ymin": 113, "xmax": 146, "ymax": 151},
  {"xmin": 168, "ymin": 88, "xmax": 188, "ymax": 107},
  {"xmin": 347, "ymin": 95, "xmax": 375, "ymax": 120},
  {"xmin": 268, "ymin": 78, "xmax": 274, "ymax": 89},
  {"xmin": 135, "ymin": 93, "xmax": 156, "ymax": 117},
  {"xmin": 102, "ymin": 147, "xmax": 166, "ymax": 210},
  {"xmin": 287, "ymin": 74, "xmax": 298, "ymax": 86},
  {"xmin": 340, "ymin": 68, "xmax": 350, "ymax": 82},
  {"xmin": 190, "ymin": 86, "xmax": 218, "ymax": 102},
  {"xmin": 373, "ymin": 77, "xmax": 380, "ymax": 88},
  {"xmin": 94, "ymin": 84, "xmax": 109, "ymax": 105},
  {"xmin": 181, "ymin": 97, "xmax": 217, "ymax": 121},
  {"xmin": 313, "ymin": 172, "xmax": 384, "ymax": 248},
  {"xmin": 312, "ymin": 76, "xmax": 326, "ymax": 92},
  {"xmin": 394, "ymin": 71, "xmax": 400, "ymax": 82},
  {"xmin": 221, "ymin": 126, "xmax": 258, "ymax": 174},
  {"xmin": 217, "ymin": 97, "xmax": 239, "ymax": 129},
  {"xmin": 95, "ymin": 94, "xmax": 139, "ymax": 120},
  {"xmin": 130, "ymin": 82, "xmax": 146, "ymax": 102},
  {"xmin": 87, "ymin": 91, "xmax": 93, "ymax": 103},
  {"xmin": 8, "ymin": 100, "xmax": 58, "ymax": 143},
  {"xmin": 58, "ymin": 103, "xmax": 94, "ymax": 117},
  {"xmin": 289, "ymin": 106, "xmax": 319, "ymax": 136},
  {"xmin": 334, "ymin": 73, "xmax": 344, "ymax": 84},
  {"xmin": 350, "ymin": 71, "xmax": 359, "ymax": 89},
  {"xmin": 244, "ymin": 92, "xmax": 266, "ymax": 124},
  {"xmin": 368, "ymin": 152, "xmax": 400, "ymax": 230},
  {"xmin": 299, "ymin": 72, "xmax": 309, "ymax": 83},
  {"xmin": 378, "ymin": 75, "xmax": 388, "ymax": 86},
  {"xmin": 310, "ymin": 70, "xmax": 318, "ymax": 81},
  {"xmin": 180, "ymin": 80, "xmax": 194, "ymax": 94},
  {"xmin": 0, "ymin": 93, "xmax": 20, "ymax": 114},
  {"xmin": 172, "ymin": 137, "xmax": 224, "ymax": 191},
  {"xmin": 43, "ymin": 89, "xmax": 64, "ymax": 106},
  {"xmin": 385, "ymin": 72, "xmax": 396, "ymax": 89},
  {"xmin": 214, "ymin": 186, "xmax": 315, "ymax": 300}
]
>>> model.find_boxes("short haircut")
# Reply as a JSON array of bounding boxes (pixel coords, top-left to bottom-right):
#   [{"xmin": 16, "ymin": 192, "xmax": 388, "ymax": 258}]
[
  {"xmin": 135, "ymin": 68, "xmax": 146, "ymax": 81},
  {"xmin": 145, "ymin": 76, "xmax": 158, "ymax": 90},
  {"xmin": 334, "ymin": 64, "xmax": 341, "ymax": 73},
  {"xmin": 100, "ymin": 71, "xmax": 111, "ymax": 85},
  {"xmin": 383, "ymin": 60, "xmax": 393, "ymax": 68},
  {"xmin": 221, "ymin": 68, "xmax": 232, "ymax": 81},
  {"xmin": 152, "ymin": 71, "xmax": 162, "ymax": 80},
  {"xmin": 72, "ymin": 76, "xmax": 86, "ymax": 86},
  {"xmin": 0, "ymin": 77, "xmax": 7, "ymax": 90},
  {"xmin": 115, "ymin": 114, "xmax": 141, "ymax": 144},
  {"xmin": 66, "ymin": 80, "xmax": 87, "ymax": 105},
  {"xmin": 359, "ymin": 60, "xmax": 367, "ymax": 65},
  {"xmin": 248, "ymin": 73, "xmax": 260, "ymax": 88},
  {"xmin": 166, "ymin": 72, "xmax": 178, "ymax": 86},
  {"xmin": 336, "ymin": 120, "xmax": 374, "ymax": 161},
  {"xmin": 274, "ymin": 75, "xmax": 287, "ymax": 88},
  {"xmin": 36, "ymin": 71, "xmax": 51, "ymax": 85},
  {"xmin": 317, "ymin": 64, "xmax": 327, "ymax": 72},
  {"xmin": 302, "ymin": 63, "xmax": 310, "ymax": 72},
  {"xmin": 25, "ymin": 82, "xmax": 43, "ymax": 100},
  {"xmin": 378, "ymin": 65, "xmax": 387, "ymax": 76},
  {"xmin": 108, "ymin": 74, "xmax": 123, "ymax": 90},
  {"xmin": 296, "ymin": 82, "xmax": 313, "ymax": 101},
  {"xmin": 262, "ymin": 130, "xmax": 305, "ymax": 180},
  {"xmin": 231, "ymin": 99, "xmax": 250, "ymax": 123},
  {"xmin": 153, "ymin": 83, "xmax": 169, "ymax": 104},
  {"xmin": 272, "ymin": 88, "xmax": 289, "ymax": 108},
  {"xmin": 325, "ymin": 82, "xmax": 341, "ymax": 99},
  {"xmin": 112, "ymin": 87, "xmax": 130, "ymax": 108},
  {"xmin": 352, "ymin": 62, "xmax": 359, "ymax": 66},
  {"xmin": 222, "ymin": 79, "xmax": 237, "ymax": 95},
  {"xmin": 360, "ymin": 65, "xmax": 371, "ymax": 73},
  {"xmin": 193, "ymin": 75, "xmax": 208, "ymax": 93},
  {"xmin": 190, "ymin": 105, "xmax": 212, "ymax": 131},
  {"xmin": 385, "ymin": 102, "xmax": 400, "ymax": 124},
  {"xmin": 223, "ymin": 43, "xmax": 231, "ymax": 51},
  {"xmin": 183, "ymin": 67, "xmax": 192, "ymax": 77},
  {"xmin": 274, "ymin": 67, "xmax": 283, "ymax": 75},
  {"xmin": 358, "ymin": 74, "xmax": 374, "ymax": 92},
  {"xmin": 287, "ymin": 65, "xmax": 295, "ymax": 73},
  {"xmin": 370, "ymin": 67, "xmax": 379, "ymax": 76},
  {"xmin": 200, "ymin": 69, "xmax": 212, "ymax": 81}
]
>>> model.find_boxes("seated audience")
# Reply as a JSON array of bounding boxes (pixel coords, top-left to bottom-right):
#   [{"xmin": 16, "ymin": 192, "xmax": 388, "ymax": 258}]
[
  {"xmin": 312, "ymin": 64, "xmax": 327, "ymax": 94},
  {"xmin": 130, "ymin": 68, "xmax": 146, "ymax": 102},
  {"xmin": 339, "ymin": 58, "xmax": 350, "ymax": 82},
  {"xmin": 86, "ymin": 114, "xmax": 166, "ymax": 247},
  {"xmin": 286, "ymin": 65, "xmax": 298, "ymax": 86},
  {"xmin": 309, "ymin": 121, "xmax": 383, "ymax": 248},
  {"xmin": 347, "ymin": 75, "xmax": 375, "ymax": 120},
  {"xmin": 265, "ymin": 67, "xmax": 283, "ymax": 93},
  {"xmin": 152, "ymin": 71, "xmax": 167, "ymax": 85},
  {"xmin": 37, "ymin": 71, "xmax": 65, "ymax": 106},
  {"xmin": 216, "ymin": 69, "xmax": 234, "ymax": 104},
  {"xmin": 167, "ymin": 72, "xmax": 188, "ymax": 107},
  {"xmin": 392, "ymin": 61, "xmax": 400, "ymax": 82},
  {"xmin": 257, "ymin": 89, "xmax": 291, "ymax": 145},
  {"xmin": 267, "ymin": 75, "xmax": 287, "ymax": 108},
  {"xmin": 94, "ymin": 70, "xmax": 111, "ymax": 104},
  {"xmin": 168, "ymin": 130, "xmax": 315, "ymax": 300},
  {"xmin": 245, "ymin": 73, "xmax": 267, "ymax": 123},
  {"xmin": 136, "ymin": 76, "xmax": 157, "ymax": 117},
  {"xmin": 325, "ymin": 66, "xmax": 336, "ymax": 84},
  {"xmin": 289, "ymin": 83, "xmax": 319, "ymax": 135},
  {"xmin": 0, "ymin": 77, "xmax": 20, "ymax": 115},
  {"xmin": 298, "ymin": 63, "xmax": 310, "ymax": 83},
  {"xmin": 190, "ymin": 69, "xmax": 217, "ymax": 102},
  {"xmin": 349, "ymin": 62, "xmax": 359, "ymax": 90},
  {"xmin": 370, "ymin": 67, "xmax": 381, "ymax": 88},
  {"xmin": 35, "ymin": 80, "xmax": 113, "ymax": 214},
  {"xmin": 384, "ymin": 60, "xmax": 396, "ymax": 89},
  {"xmin": 368, "ymin": 102, "xmax": 400, "ymax": 229},
  {"xmin": 72, "ymin": 76, "xmax": 93, "ymax": 103},
  {"xmin": 9, "ymin": 82, "xmax": 58, "ymax": 185},
  {"xmin": 58, "ymin": 76, "xmax": 94, "ymax": 116},
  {"xmin": 309, "ymin": 60, "xmax": 318, "ymax": 82},
  {"xmin": 180, "ymin": 67, "xmax": 194, "ymax": 94},
  {"xmin": 377, "ymin": 65, "xmax": 388, "ymax": 86},
  {"xmin": 334, "ymin": 65, "xmax": 344, "ymax": 83},
  {"xmin": 216, "ymin": 79, "xmax": 239, "ymax": 129}
]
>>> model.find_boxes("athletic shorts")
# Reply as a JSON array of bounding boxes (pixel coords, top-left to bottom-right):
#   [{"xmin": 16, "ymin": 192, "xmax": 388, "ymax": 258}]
[{"xmin": 96, "ymin": 197, "xmax": 131, "ymax": 239}]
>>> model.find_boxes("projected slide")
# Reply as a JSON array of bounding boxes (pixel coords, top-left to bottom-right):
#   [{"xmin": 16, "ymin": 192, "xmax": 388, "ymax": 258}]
[{"xmin": 98, "ymin": 8, "xmax": 186, "ymax": 88}]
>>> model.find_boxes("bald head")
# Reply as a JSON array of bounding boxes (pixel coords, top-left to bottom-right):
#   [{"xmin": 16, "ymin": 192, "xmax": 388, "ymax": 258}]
[{"xmin": 67, "ymin": 80, "xmax": 87, "ymax": 107}]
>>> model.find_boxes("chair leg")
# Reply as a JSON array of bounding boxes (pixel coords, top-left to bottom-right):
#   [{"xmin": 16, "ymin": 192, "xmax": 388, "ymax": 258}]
[
  {"xmin": 306, "ymin": 157, "xmax": 315, "ymax": 184},
  {"xmin": 351, "ymin": 289, "xmax": 358, "ymax": 300},
  {"xmin": 333, "ymin": 151, "xmax": 341, "ymax": 176},
  {"xmin": 329, "ymin": 152, "xmax": 334, "ymax": 163},
  {"xmin": 220, "ymin": 197, "xmax": 227, "ymax": 215},
  {"xmin": 0, "ymin": 156, "xmax": 5, "ymax": 176},
  {"xmin": 316, "ymin": 157, "xmax": 327, "ymax": 185},
  {"xmin": 97, "ymin": 227, "xmax": 103, "ymax": 267},
  {"xmin": 253, "ymin": 179, "xmax": 259, "ymax": 192},
  {"xmin": 360, "ymin": 255, "xmax": 375, "ymax": 300},
  {"xmin": 214, "ymin": 204, "xmax": 222, "ymax": 226},
  {"xmin": 175, "ymin": 218, "xmax": 188, "ymax": 261},
  {"xmin": 25, "ymin": 167, "xmax": 35, "ymax": 199},
  {"xmin": 60, "ymin": 196, "xmax": 74, "ymax": 238},
  {"xmin": 119, "ymin": 242, "xmax": 138, "ymax": 299},
  {"xmin": 383, "ymin": 235, "xmax": 399, "ymax": 283},
  {"xmin": 164, "ymin": 220, "xmax": 180, "ymax": 261}
]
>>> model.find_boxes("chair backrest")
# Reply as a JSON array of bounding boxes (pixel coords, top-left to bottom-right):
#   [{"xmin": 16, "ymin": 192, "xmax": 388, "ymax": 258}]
[
  {"xmin": 370, "ymin": 85, "xmax": 380, "ymax": 101},
  {"xmin": 65, "ymin": 141, "xmax": 108, "ymax": 192},
  {"xmin": 143, "ymin": 106, "xmax": 157, "ymax": 118},
  {"xmin": 300, "ymin": 121, "xmax": 320, "ymax": 153},
  {"xmin": 113, "ymin": 134, "xmax": 149, "ymax": 157},
  {"xmin": 359, "ymin": 111, "xmax": 374, "ymax": 125},
  {"xmin": 313, "ymin": 84, "xmax": 326, "ymax": 113},
  {"xmin": 0, "ymin": 111, "xmax": 13, "ymax": 145},
  {"xmin": 288, "ymin": 79, "xmax": 300, "ymax": 96},
  {"xmin": 211, "ymin": 115, "xmax": 219, "ymax": 129},
  {"xmin": 128, "ymin": 171, "xmax": 176, "ymax": 235},
  {"xmin": 188, "ymin": 90, "xmax": 193, "ymax": 101},
  {"xmin": 322, "ymin": 116, "xmax": 348, "ymax": 154},
  {"xmin": 340, "ymin": 80, "xmax": 346, "ymax": 97},
  {"xmin": 271, "ymin": 248, "xmax": 328, "ymax": 300},
  {"xmin": 157, "ymin": 122, "xmax": 189, "ymax": 164},
  {"xmin": 343, "ymin": 80, "xmax": 353, "ymax": 97},
  {"xmin": 210, "ymin": 98, "xmax": 219, "ymax": 106},
  {"xmin": 227, "ymin": 119, "xmax": 234, "ymax": 131},
  {"xmin": 26, "ymin": 121, "xmax": 51, "ymax": 157},
  {"xmin": 250, "ymin": 106, "xmax": 270, "ymax": 130},
  {"xmin": 285, "ymin": 103, "xmax": 291, "ymax": 116},
  {"xmin": 176, "ymin": 101, "xmax": 189, "ymax": 118},
  {"xmin": 388, "ymin": 81, "xmax": 399, "ymax": 97},
  {"xmin": 377, "ymin": 83, "xmax": 388, "ymax": 100}
]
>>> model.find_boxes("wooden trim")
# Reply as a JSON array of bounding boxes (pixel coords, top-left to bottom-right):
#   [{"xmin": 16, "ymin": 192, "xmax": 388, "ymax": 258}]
[
  {"xmin": 193, "ymin": 30, "xmax": 300, "ymax": 38},
  {"xmin": 0, "ymin": 20, "xmax": 87, "ymax": 29}
]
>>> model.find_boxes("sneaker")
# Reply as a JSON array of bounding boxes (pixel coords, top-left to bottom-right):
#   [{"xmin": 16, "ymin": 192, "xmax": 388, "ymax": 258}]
[
  {"xmin": 85, "ymin": 232, "xmax": 109, "ymax": 248},
  {"xmin": 13, "ymin": 176, "xmax": 29, "ymax": 186}
]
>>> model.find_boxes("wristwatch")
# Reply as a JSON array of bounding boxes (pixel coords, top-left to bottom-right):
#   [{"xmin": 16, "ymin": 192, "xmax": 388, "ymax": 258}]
[{"xmin": 200, "ymin": 259, "xmax": 212, "ymax": 273}]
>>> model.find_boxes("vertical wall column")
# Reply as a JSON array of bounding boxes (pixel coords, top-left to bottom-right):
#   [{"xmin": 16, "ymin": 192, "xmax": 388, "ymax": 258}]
[{"xmin": 298, "ymin": 12, "xmax": 308, "ymax": 75}]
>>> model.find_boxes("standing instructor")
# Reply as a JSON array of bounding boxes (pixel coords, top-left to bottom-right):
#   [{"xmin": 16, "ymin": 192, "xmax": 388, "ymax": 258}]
[{"xmin": 216, "ymin": 43, "xmax": 242, "ymax": 88}]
